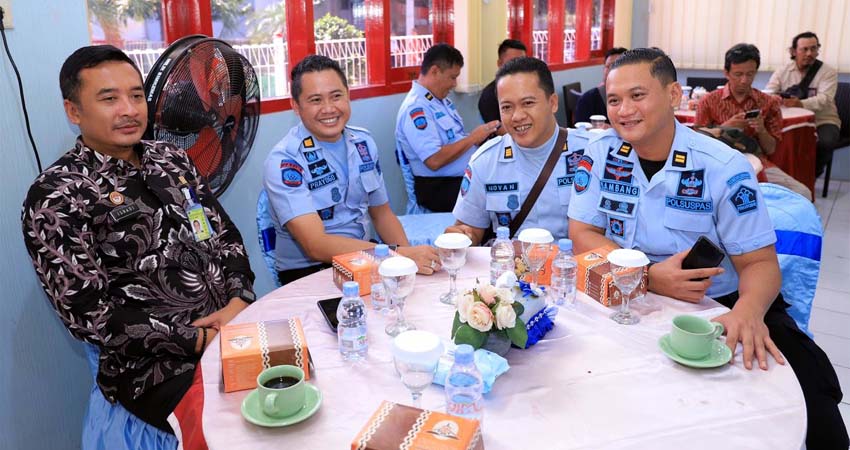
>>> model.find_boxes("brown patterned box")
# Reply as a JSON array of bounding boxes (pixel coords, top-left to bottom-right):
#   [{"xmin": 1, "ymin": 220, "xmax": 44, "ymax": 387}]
[
  {"xmin": 332, "ymin": 248, "xmax": 396, "ymax": 296},
  {"xmin": 512, "ymin": 240, "xmax": 558, "ymax": 286},
  {"xmin": 352, "ymin": 401, "xmax": 484, "ymax": 450},
  {"xmin": 220, "ymin": 318, "xmax": 311, "ymax": 393},
  {"xmin": 576, "ymin": 246, "xmax": 648, "ymax": 306}
]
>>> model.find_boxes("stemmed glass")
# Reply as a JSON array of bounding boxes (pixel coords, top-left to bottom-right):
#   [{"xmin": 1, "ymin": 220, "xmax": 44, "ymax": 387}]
[
  {"xmin": 518, "ymin": 228, "xmax": 554, "ymax": 288},
  {"xmin": 607, "ymin": 249, "xmax": 650, "ymax": 325},
  {"xmin": 392, "ymin": 330, "xmax": 444, "ymax": 408},
  {"xmin": 380, "ymin": 256, "xmax": 418, "ymax": 336},
  {"xmin": 434, "ymin": 233, "xmax": 473, "ymax": 305}
]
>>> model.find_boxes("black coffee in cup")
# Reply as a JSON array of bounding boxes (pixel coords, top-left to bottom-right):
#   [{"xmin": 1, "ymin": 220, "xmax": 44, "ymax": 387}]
[{"xmin": 262, "ymin": 376, "xmax": 300, "ymax": 389}]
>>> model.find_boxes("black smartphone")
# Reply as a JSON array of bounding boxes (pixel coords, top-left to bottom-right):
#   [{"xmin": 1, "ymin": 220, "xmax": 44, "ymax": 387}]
[
  {"xmin": 681, "ymin": 236, "xmax": 725, "ymax": 278},
  {"xmin": 317, "ymin": 297, "xmax": 342, "ymax": 332},
  {"xmin": 744, "ymin": 109, "xmax": 760, "ymax": 119}
]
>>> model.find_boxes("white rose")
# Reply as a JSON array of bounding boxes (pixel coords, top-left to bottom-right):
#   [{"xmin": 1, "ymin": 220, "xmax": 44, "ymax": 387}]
[
  {"xmin": 478, "ymin": 284, "xmax": 497, "ymax": 305},
  {"xmin": 495, "ymin": 303, "xmax": 517, "ymax": 330},
  {"xmin": 468, "ymin": 302, "xmax": 494, "ymax": 332},
  {"xmin": 457, "ymin": 293, "xmax": 475, "ymax": 323},
  {"xmin": 496, "ymin": 288, "xmax": 515, "ymax": 305}
]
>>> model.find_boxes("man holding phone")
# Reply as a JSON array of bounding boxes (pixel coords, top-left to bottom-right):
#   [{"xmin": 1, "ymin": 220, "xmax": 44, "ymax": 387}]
[
  {"xmin": 695, "ymin": 43, "xmax": 782, "ymax": 156},
  {"xmin": 569, "ymin": 48, "xmax": 847, "ymax": 449}
]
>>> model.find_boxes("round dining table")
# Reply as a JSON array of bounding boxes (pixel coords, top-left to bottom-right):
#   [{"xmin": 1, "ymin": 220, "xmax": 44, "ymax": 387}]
[{"xmin": 190, "ymin": 248, "xmax": 806, "ymax": 450}]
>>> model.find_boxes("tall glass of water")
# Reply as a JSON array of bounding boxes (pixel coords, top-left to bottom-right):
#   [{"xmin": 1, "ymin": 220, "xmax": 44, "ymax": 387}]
[
  {"xmin": 392, "ymin": 330, "xmax": 444, "ymax": 408},
  {"xmin": 434, "ymin": 233, "xmax": 472, "ymax": 305},
  {"xmin": 607, "ymin": 249, "xmax": 650, "ymax": 325},
  {"xmin": 380, "ymin": 256, "xmax": 418, "ymax": 336},
  {"xmin": 518, "ymin": 228, "xmax": 554, "ymax": 288}
]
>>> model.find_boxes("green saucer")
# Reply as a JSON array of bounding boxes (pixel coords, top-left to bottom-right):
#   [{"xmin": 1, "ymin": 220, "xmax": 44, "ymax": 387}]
[
  {"xmin": 241, "ymin": 384, "xmax": 322, "ymax": 427},
  {"xmin": 658, "ymin": 334, "xmax": 733, "ymax": 369}
]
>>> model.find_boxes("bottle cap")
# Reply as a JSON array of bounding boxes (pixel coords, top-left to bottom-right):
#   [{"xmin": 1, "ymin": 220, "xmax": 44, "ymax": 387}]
[
  {"xmin": 374, "ymin": 244, "xmax": 389, "ymax": 257},
  {"xmin": 558, "ymin": 238, "xmax": 573, "ymax": 252},
  {"xmin": 342, "ymin": 281, "xmax": 360, "ymax": 297},
  {"xmin": 496, "ymin": 226, "xmax": 509, "ymax": 239},
  {"xmin": 454, "ymin": 344, "xmax": 474, "ymax": 364}
]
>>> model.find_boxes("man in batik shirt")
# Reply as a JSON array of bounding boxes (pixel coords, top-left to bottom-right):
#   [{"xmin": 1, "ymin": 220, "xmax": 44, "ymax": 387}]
[{"xmin": 21, "ymin": 45, "xmax": 255, "ymax": 433}]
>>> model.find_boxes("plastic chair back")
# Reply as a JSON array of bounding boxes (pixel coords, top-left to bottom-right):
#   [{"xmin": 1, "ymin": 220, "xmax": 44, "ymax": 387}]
[{"xmin": 760, "ymin": 183, "xmax": 822, "ymax": 337}]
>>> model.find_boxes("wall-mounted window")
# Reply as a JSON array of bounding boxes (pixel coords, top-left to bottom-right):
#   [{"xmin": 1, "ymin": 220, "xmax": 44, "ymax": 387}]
[{"xmin": 85, "ymin": 0, "xmax": 454, "ymax": 113}]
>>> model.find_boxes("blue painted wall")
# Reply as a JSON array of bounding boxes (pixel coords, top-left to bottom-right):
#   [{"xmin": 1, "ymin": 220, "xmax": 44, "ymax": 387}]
[{"xmin": 0, "ymin": 2, "xmax": 604, "ymax": 449}]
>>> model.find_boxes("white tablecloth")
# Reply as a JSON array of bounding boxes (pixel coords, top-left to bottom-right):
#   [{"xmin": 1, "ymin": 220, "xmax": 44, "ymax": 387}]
[{"xmin": 197, "ymin": 248, "xmax": 806, "ymax": 449}]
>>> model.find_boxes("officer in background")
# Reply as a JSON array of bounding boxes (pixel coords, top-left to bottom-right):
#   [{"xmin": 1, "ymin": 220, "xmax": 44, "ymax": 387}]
[
  {"xmin": 264, "ymin": 55, "xmax": 439, "ymax": 285},
  {"xmin": 395, "ymin": 43, "xmax": 500, "ymax": 213},
  {"xmin": 567, "ymin": 48, "xmax": 847, "ymax": 449},
  {"xmin": 446, "ymin": 57, "xmax": 584, "ymax": 245}
]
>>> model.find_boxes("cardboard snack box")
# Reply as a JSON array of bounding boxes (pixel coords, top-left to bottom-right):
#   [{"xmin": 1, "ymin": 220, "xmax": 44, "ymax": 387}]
[
  {"xmin": 576, "ymin": 246, "xmax": 648, "ymax": 306},
  {"xmin": 332, "ymin": 248, "xmax": 396, "ymax": 296},
  {"xmin": 220, "ymin": 318, "xmax": 311, "ymax": 393},
  {"xmin": 352, "ymin": 401, "xmax": 484, "ymax": 450},
  {"xmin": 512, "ymin": 240, "xmax": 558, "ymax": 286}
]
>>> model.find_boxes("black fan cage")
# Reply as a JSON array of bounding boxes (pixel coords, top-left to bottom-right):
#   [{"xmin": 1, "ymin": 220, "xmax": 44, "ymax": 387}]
[{"xmin": 144, "ymin": 35, "xmax": 261, "ymax": 196}]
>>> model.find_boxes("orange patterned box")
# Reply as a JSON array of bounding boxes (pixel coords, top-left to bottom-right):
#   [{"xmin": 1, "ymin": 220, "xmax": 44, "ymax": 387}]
[
  {"xmin": 576, "ymin": 246, "xmax": 648, "ymax": 306},
  {"xmin": 512, "ymin": 240, "xmax": 558, "ymax": 286},
  {"xmin": 332, "ymin": 248, "xmax": 395, "ymax": 296},
  {"xmin": 220, "ymin": 318, "xmax": 311, "ymax": 393},
  {"xmin": 351, "ymin": 401, "xmax": 484, "ymax": 450}
]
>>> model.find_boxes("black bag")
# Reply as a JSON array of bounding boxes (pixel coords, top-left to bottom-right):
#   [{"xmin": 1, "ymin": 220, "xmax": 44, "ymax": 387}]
[
  {"xmin": 781, "ymin": 60, "xmax": 822, "ymax": 100},
  {"xmin": 695, "ymin": 127, "xmax": 761, "ymax": 156}
]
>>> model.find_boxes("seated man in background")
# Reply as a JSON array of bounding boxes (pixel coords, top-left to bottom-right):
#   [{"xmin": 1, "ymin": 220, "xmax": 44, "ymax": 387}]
[
  {"xmin": 568, "ymin": 48, "xmax": 847, "ymax": 449},
  {"xmin": 22, "ymin": 45, "xmax": 256, "ymax": 433},
  {"xmin": 574, "ymin": 47, "xmax": 627, "ymax": 126},
  {"xmin": 264, "ymin": 55, "xmax": 440, "ymax": 285},
  {"xmin": 395, "ymin": 43, "xmax": 500, "ymax": 213},
  {"xmin": 447, "ymin": 57, "xmax": 578, "ymax": 244},
  {"xmin": 694, "ymin": 44, "xmax": 811, "ymax": 199},
  {"xmin": 478, "ymin": 39, "xmax": 527, "ymax": 132},
  {"xmin": 766, "ymin": 32, "xmax": 842, "ymax": 177}
]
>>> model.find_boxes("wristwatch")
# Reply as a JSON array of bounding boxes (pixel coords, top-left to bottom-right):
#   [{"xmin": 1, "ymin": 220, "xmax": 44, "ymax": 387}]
[{"xmin": 229, "ymin": 288, "xmax": 256, "ymax": 304}]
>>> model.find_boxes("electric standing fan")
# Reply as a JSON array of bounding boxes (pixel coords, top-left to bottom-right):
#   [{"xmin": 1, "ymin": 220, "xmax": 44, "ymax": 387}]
[{"xmin": 144, "ymin": 35, "xmax": 260, "ymax": 196}]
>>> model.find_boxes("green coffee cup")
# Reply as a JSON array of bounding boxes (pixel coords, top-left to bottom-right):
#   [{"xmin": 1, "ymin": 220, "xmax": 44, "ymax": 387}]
[
  {"xmin": 670, "ymin": 315, "xmax": 725, "ymax": 360},
  {"xmin": 256, "ymin": 365, "xmax": 306, "ymax": 418}
]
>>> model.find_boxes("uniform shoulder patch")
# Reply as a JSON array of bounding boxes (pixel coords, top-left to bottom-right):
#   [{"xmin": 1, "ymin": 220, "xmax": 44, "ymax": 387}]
[
  {"xmin": 424, "ymin": 92, "xmax": 434, "ymax": 101},
  {"xmin": 410, "ymin": 108, "xmax": 428, "ymax": 130},
  {"xmin": 302, "ymin": 137, "xmax": 315, "ymax": 149},
  {"xmin": 729, "ymin": 185, "xmax": 758, "ymax": 215},
  {"xmin": 280, "ymin": 159, "xmax": 304, "ymax": 187},
  {"xmin": 503, "ymin": 146, "xmax": 513, "ymax": 159},
  {"xmin": 616, "ymin": 142, "xmax": 633, "ymax": 157},
  {"xmin": 726, "ymin": 171, "xmax": 751, "ymax": 187}
]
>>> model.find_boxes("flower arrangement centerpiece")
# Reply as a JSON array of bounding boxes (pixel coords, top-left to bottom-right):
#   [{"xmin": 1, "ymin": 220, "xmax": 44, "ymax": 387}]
[
  {"xmin": 451, "ymin": 280, "xmax": 528, "ymax": 354},
  {"xmin": 451, "ymin": 272, "xmax": 557, "ymax": 355}
]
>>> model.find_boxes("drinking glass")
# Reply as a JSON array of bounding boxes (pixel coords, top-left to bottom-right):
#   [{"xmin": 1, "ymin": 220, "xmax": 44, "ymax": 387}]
[
  {"xmin": 392, "ymin": 330, "xmax": 443, "ymax": 408},
  {"xmin": 380, "ymin": 256, "xmax": 418, "ymax": 336},
  {"xmin": 434, "ymin": 233, "xmax": 472, "ymax": 305},
  {"xmin": 518, "ymin": 228, "xmax": 554, "ymax": 288},
  {"xmin": 607, "ymin": 249, "xmax": 650, "ymax": 325}
]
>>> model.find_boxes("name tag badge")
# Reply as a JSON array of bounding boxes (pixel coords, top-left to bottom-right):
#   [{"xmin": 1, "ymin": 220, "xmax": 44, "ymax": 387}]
[
  {"xmin": 109, "ymin": 203, "xmax": 140, "ymax": 223},
  {"xmin": 186, "ymin": 203, "xmax": 214, "ymax": 242}
]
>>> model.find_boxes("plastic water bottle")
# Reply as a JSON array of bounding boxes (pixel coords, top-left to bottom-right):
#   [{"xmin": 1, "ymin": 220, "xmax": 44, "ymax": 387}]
[
  {"xmin": 337, "ymin": 281, "xmax": 368, "ymax": 361},
  {"xmin": 550, "ymin": 238, "xmax": 577, "ymax": 306},
  {"xmin": 445, "ymin": 344, "xmax": 484, "ymax": 421},
  {"xmin": 490, "ymin": 226, "xmax": 515, "ymax": 285},
  {"xmin": 370, "ymin": 244, "xmax": 390, "ymax": 312}
]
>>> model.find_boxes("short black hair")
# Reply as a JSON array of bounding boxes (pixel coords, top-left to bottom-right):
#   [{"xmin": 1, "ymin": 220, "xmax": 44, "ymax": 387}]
[
  {"xmin": 609, "ymin": 47, "xmax": 677, "ymax": 86},
  {"xmin": 290, "ymin": 54, "xmax": 348, "ymax": 103},
  {"xmin": 724, "ymin": 43, "xmax": 761, "ymax": 71},
  {"xmin": 498, "ymin": 39, "xmax": 527, "ymax": 58},
  {"xmin": 790, "ymin": 31, "xmax": 820, "ymax": 59},
  {"xmin": 495, "ymin": 56, "xmax": 555, "ymax": 97},
  {"xmin": 420, "ymin": 43, "xmax": 464, "ymax": 75},
  {"xmin": 59, "ymin": 45, "xmax": 142, "ymax": 103},
  {"xmin": 604, "ymin": 47, "xmax": 628, "ymax": 59}
]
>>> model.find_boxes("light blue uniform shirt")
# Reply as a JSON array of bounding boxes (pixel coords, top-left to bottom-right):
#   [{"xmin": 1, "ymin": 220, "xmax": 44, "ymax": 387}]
[
  {"xmin": 395, "ymin": 81, "xmax": 474, "ymax": 177},
  {"xmin": 567, "ymin": 121, "xmax": 777, "ymax": 297},
  {"xmin": 263, "ymin": 123, "xmax": 389, "ymax": 271},
  {"xmin": 452, "ymin": 126, "xmax": 589, "ymax": 239}
]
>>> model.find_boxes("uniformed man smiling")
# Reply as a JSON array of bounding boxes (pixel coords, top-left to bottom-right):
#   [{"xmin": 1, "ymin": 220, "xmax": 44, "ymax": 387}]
[{"xmin": 264, "ymin": 55, "xmax": 439, "ymax": 284}]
